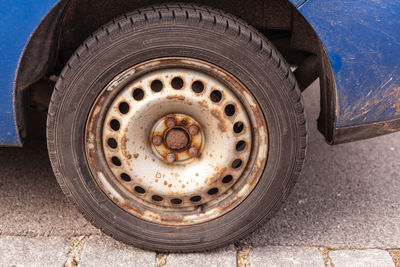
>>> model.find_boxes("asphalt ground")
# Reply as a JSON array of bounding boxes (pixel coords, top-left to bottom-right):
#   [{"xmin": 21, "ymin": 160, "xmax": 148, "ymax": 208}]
[{"xmin": 0, "ymin": 80, "xmax": 399, "ymax": 251}]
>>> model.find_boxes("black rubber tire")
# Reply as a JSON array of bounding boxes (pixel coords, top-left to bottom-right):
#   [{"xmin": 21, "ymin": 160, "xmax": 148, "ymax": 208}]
[{"xmin": 47, "ymin": 3, "xmax": 306, "ymax": 252}]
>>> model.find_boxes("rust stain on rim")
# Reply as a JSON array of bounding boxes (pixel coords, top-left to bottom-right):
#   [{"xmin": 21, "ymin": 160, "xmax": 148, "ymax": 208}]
[{"xmin": 84, "ymin": 57, "xmax": 269, "ymax": 225}]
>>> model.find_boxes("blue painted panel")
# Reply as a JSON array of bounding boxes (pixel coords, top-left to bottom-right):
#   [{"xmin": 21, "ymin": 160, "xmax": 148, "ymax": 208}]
[
  {"xmin": 0, "ymin": 0, "xmax": 399, "ymax": 145},
  {"xmin": 0, "ymin": 0, "xmax": 58, "ymax": 145},
  {"xmin": 298, "ymin": 1, "xmax": 400, "ymax": 127}
]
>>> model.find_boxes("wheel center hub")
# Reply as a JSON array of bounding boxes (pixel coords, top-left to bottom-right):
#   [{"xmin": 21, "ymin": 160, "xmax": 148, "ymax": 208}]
[
  {"xmin": 150, "ymin": 113, "xmax": 204, "ymax": 163},
  {"xmin": 165, "ymin": 128, "xmax": 189, "ymax": 150}
]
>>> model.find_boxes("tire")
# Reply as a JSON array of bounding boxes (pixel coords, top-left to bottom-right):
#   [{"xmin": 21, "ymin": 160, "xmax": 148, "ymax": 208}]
[{"xmin": 47, "ymin": 3, "xmax": 306, "ymax": 252}]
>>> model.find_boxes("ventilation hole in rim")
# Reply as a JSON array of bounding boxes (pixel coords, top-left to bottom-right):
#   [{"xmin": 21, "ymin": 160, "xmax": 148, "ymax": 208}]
[
  {"xmin": 107, "ymin": 138, "xmax": 118, "ymax": 149},
  {"xmin": 171, "ymin": 77, "xmax": 184, "ymax": 89},
  {"xmin": 110, "ymin": 119, "xmax": 120, "ymax": 131},
  {"xmin": 207, "ymin": 188, "xmax": 219, "ymax": 195},
  {"xmin": 225, "ymin": 104, "xmax": 236, "ymax": 116},
  {"xmin": 231, "ymin": 159, "xmax": 243, "ymax": 169},
  {"xmin": 151, "ymin": 79, "xmax": 163, "ymax": 92},
  {"xmin": 132, "ymin": 88, "xmax": 145, "ymax": 100},
  {"xmin": 120, "ymin": 173, "xmax": 131, "ymax": 182},
  {"xmin": 134, "ymin": 186, "xmax": 146, "ymax": 194},
  {"xmin": 236, "ymin": 141, "xmax": 247, "ymax": 152},
  {"xmin": 210, "ymin": 90, "xmax": 222, "ymax": 102},
  {"xmin": 191, "ymin": 81, "xmax": 204, "ymax": 93},
  {"xmin": 111, "ymin": 156, "xmax": 122, "ymax": 166},
  {"xmin": 171, "ymin": 198, "xmax": 183, "ymax": 205},
  {"xmin": 152, "ymin": 195, "xmax": 163, "ymax": 202},
  {"xmin": 190, "ymin": 196, "xmax": 202, "ymax": 203},
  {"xmin": 222, "ymin": 175, "xmax": 233, "ymax": 184},
  {"xmin": 233, "ymin": 122, "xmax": 244, "ymax": 134},
  {"xmin": 118, "ymin": 102, "xmax": 130, "ymax": 114}
]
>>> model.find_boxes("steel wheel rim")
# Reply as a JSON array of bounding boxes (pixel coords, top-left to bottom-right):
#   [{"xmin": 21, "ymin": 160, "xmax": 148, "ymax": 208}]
[{"xmin": 85, "ymin": 57, "xmax": 268, "ymax": 225}]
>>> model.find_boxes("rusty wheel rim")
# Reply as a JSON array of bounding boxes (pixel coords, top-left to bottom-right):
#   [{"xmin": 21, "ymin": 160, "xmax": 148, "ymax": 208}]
[{"xmin": 85, "ymin": 58, "xmax": 268, "ymax": 225}]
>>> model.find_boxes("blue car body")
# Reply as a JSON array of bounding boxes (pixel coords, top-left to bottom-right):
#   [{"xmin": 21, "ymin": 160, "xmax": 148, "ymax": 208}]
[{"xmin": 0, "ymin": 0, "xmax": 399, "ymax": 146}]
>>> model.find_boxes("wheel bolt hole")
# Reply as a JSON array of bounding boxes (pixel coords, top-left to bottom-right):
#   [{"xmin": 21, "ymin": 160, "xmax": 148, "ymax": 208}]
[
  {"xmin": 210, "ymin": 90, "xmax": 222, "ymax": 103},
  {"xmin": 190, "ymin": 196, "xmax": 202, "ymax": 203},
  {"xmin": 111, "ymin": 156, "xmax": 122, "ymax": 167},
  {"xmin": 225, "ymin": 104, "xmax": 236, "ymax": 116},
  {"xmin": 222, "ymin": 175, "xmax": 233, "ymax": 184},
  {"xmin": 171, "ymin": 198, "xmax": 183, "ymax": 205},
  {"xmin": 132, "ymin": 88, "xmax": 145, "ymax": 101},
  {"xmin": 233, "ymin": 122, "xmax": 244, "ymax": 134},
  {"xmin": 191, "ymin": 81, "xmax": 204, "ymax": 93},
  {"xmin": 236, "ymin": 141, "xmax": 247, "ymax": 152},
  {"xmin": 151, "ymin": 79, "xmax": 163, "ymax": 92},
  {"xmin": 120, "ymin": 173, "xmax": 131, "ymax": 182},
  {"xmin": 207, "ymin": 188, "xmax": 219, "ymax": 195},
  {"xmin": 110, "ymin": 119, "xmax": 120, "ymax": 131},
  {"xmin": 231, "ymin": 159, "xmax": 242, "ymax": 169},
  {"xmin": 107, "ymin": 138, "xmax": 118, "ymax": 149},
  {"xmin": 152, "ymin": 195, "xmax": 163, "ymax": 202},
  {"xmin": 118, "ymin": 102, "xmax": 130, "ymax": 114},
  {"xmin": 171, "ymin": 77, "xmax": 184, "ymax": 90},
  {"xmin": 134, "ymin": 186, "xmax": 146, "ymax": 194}
]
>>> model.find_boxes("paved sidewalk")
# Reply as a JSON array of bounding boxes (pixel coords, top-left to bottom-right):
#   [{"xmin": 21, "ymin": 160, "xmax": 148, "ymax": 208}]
[
  {"xmin": 1, "ymin": 82, "xmax": 399, "ymax": 266},
  {"xmin": 0, "ymin": 235, "xmax": 399, "ymax": 266}
]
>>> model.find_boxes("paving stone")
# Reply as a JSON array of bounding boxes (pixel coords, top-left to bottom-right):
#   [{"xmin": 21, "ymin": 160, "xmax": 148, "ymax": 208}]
[
  {"xmin": 330, "ymin": 249, "xmax": 395, "ymax": 267},
  {"xmin": 165, "ymin": 245, "xmax": 236, "ymax": 267},
  {"xmin": 251, "ymin": 246, "xmax": 325, "ymax": 267},
  {"xmin": 79, "ymin": 236, "xmax": 155, "ymax": 267},
  {"xmin": 0, "ymin": 236, "xmax": 69, "ymax": 267}
]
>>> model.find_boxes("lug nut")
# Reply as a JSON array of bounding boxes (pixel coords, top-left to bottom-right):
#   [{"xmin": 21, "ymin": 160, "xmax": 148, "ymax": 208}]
[
  {"xmin": 152, "ymin": 135, "xmax": 163, "ymax": 146},
  {"xmin": 166, "ymin": 118, "xmax": 177, "ymax": 128},
  {"xmin": 188, "ymin": 146, "xmax": 199, "ymax": 157},
  {"xmin": 166, "ymin": 153, "xmax": 176, "ymax": 163},
  {"xmin": 188, "ymin": 125, "xmax": 199, "ymax": 136}
]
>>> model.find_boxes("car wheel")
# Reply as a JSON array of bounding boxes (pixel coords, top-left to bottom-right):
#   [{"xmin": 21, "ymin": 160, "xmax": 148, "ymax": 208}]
[{"xmin": 47, "ymin": 3, "xmax": 306, "ymax": 252}]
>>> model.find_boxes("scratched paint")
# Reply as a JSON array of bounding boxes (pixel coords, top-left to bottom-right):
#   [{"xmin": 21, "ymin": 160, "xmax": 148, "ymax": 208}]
[
  {"xmin": 299, "ymin": 1, "xmax": 400, "ymax": 127},
  {"xmin": 289, "ymin": 0, "xmax": 308, "ymax": 8},
  {"xmin": 0, "ymin": 0, "xmax": 400, "ymax": 146}
]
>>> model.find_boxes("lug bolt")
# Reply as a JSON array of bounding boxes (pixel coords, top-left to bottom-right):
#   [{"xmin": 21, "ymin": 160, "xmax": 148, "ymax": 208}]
[
  {"xmin": 188, "ymin": 146, "xmax": 199, "ymax": 157},
  {"xmin": 166, "ymin": 118, "xmax": 177, "ymax": 128},
  {"xmin": 188, "ymin": 125, "xmax": 199, "ymax": 136},
  {"xmin": 152, "ymin": 135, "xmax": 163, "ymax": 146},
  {"xmin": 166, "ymin": 153, "xmax": 176, "ymax": 163}
]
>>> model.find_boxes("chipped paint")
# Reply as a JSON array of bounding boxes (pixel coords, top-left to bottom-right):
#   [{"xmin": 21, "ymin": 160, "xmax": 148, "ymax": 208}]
[{"xmin": 391, "ymin": 87, "xmax": 400, "ymax": 115}]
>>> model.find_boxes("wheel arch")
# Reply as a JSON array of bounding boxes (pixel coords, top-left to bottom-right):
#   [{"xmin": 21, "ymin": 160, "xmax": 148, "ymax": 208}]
[{"xmin": 16, "ymin": 0, "xmax": 336, "ymax": 144}]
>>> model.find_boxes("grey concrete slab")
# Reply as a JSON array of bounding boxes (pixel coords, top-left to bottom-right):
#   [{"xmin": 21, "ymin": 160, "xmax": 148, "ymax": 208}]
[
  {"xmin": 79, "ymin": 236, "xmax": 155, "ymax": 267},
  {"xmin": 243, "ymin": 81, "xmax": 400, "ymax": 249},
  {"xmin": 330, "ymin": 249, "xmax": 395, "ymax": 267},
  {"xmin": 0, "ymin": 236, "xmax": 69, "ymax": 266},
  {"xmin": 0, "ymin": 81, "xmax": 399, "ymax": 250},
  {"xmin": 0, "ymin": 111, "xmax": 100, "ymax": 237},
  {"xmin": 251, "ymin": 246, "xmax": 325, "ymax": 267},
  {"xmin": 165, "ymin": 246, "xmax": 236, "ymax": 267}
]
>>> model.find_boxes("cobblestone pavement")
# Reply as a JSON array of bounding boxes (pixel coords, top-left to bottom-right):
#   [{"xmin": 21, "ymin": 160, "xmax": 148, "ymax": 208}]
[
  {"xmin": 1, "ymin": 81, "xmax": 399, "ymax": 266},
  {"xmin": 1, "ymin": 235, "xmax": 399, "ymax": 266}
]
